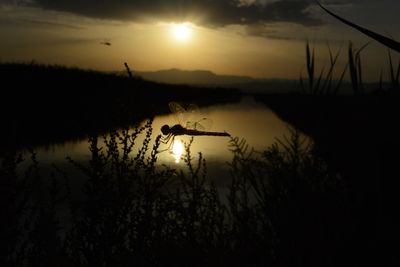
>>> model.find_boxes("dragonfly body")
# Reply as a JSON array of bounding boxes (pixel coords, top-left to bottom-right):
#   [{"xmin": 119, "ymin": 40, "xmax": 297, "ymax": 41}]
[
  {"xmin": 160, "ymin": 102, "xmax": 231, "ymax": 150},
  {"xmin": 161, "ymin": 124, "xmax": 230, "ymax": 137}
]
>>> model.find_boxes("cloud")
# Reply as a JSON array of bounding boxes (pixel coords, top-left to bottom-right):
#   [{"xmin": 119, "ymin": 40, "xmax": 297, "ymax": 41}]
[
  {"xmin": 25, "ymin": 0, "xmax": 324, "ymax": 27},
  {"xmin": 18, "ymin": 18, "xmax": 83, "ymax": 29},
  {"xmin": 244, "ymin": 23, "xmax": 301, "ymax": 40}
]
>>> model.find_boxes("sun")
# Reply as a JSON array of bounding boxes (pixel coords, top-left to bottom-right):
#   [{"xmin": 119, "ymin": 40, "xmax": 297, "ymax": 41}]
[
  {"xmin": 171, "ymin": 139, "xmax": 184, "ymax": 163},
  {"xmin": 171, "ymin": 23, "xmax": 192, "ymax": 42}
]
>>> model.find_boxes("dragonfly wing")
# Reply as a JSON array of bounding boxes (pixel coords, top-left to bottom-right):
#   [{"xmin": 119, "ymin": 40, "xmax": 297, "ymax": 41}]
[
  {"xmin": 199, "ymin": 118, "xmax": 213, "ymax": 131},
  {"xmin": 185, "ymin": 104, "xmax": 200, "ymax": 125},
  {"xmin": 168, "ymin": 102, "xmax": 186, "ymax": 126},
  {"xmin": 169, "ymin": 102, "xmax": 213, "ymax": 131},
  {"xmin": 186, "ymin": 104, "xmax": 200, "ymax": 114},
  {"xmin": 187, "ymin": 118, "xmax": 213, "ymax": 131}
]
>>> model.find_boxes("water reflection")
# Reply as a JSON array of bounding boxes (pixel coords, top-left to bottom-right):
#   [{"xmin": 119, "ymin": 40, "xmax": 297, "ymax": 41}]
[
  {"xmin": 171, "ymin": 139, "xmax": 184, "ymax": 163},
  {"xmin": 154, "ymin": 97, "xmax": 291, "ymax": 164},
  {"xmin": 28, "ymin": 97, "xmax": 292, "ymax": 179}
]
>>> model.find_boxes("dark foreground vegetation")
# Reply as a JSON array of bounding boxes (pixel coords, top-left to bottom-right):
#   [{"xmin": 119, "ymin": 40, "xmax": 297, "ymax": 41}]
[
  {"xmin": 258, "ymin": 93, "xmax": 400, "ymax": 267},
  {"xmin": 256, "ymin": 5, "xmax": 400, "ymax": 265},
  {"xmin": 1, "ymin": 57, "xmax": 400, "ymax": 266},
  {"xmin": 2, "ymin": 122, "xmax": 363, "ymax": 267},
  {"xmin": 0, "ymin": 63, "xmax": 241, "ymax": 150}
]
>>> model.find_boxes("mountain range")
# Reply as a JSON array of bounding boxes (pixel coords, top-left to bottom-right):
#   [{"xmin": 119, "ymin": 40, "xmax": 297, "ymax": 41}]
[{"xmin": 133, "ymin": 68, "xmax": 299, "ymax": 93}]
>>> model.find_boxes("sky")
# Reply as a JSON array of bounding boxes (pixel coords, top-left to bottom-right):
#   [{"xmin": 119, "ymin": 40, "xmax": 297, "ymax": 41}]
[{"xmin": 1, "ymin": 0, "xmax": 400, "ymax": 80}]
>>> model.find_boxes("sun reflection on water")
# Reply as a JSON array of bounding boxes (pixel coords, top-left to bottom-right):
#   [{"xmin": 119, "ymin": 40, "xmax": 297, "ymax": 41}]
[{"xmin": 171, "ymin": 139, "xmax": 184, "ymax": 163}]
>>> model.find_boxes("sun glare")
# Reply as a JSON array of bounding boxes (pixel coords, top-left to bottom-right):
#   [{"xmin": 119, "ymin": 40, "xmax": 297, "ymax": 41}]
[
  {"xmin": 171, "ymin": 23, "xmax": 192, "ymax": 42},
  {"xmin": 172, "ymin": 139, "xmax": 184, "ymax": 163}
]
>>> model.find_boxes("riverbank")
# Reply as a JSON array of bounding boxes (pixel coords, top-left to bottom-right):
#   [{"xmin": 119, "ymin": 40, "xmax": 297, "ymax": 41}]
[{"xmin": 258, "ymin": 93, "xmax": 400, "ymax": 264}]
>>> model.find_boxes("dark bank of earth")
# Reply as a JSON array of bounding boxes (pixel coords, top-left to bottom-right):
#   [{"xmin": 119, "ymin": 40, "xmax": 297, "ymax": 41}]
[
  {"xmin": 258, "ymin": 93, "xmax": 400, "ymax": 265},
  {"xmin": 0, "ymin": 63, "xmax": 241, "ymax": 150}
]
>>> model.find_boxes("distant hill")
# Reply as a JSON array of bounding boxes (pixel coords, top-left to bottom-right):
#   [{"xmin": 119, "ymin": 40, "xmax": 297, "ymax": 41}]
[
  {"xmin": 134, "ymin": 68, "xmax": 385, "ymax": 94},
  {"xmin": 134, "ymin": 69, "xmax": 299, "ymax": 94}
]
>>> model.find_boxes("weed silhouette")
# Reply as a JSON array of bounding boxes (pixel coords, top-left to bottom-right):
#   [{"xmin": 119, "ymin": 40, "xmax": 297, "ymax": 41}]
[{"xmin": 1, "ymin": 121, "xmax": 354, "ymax": 266}]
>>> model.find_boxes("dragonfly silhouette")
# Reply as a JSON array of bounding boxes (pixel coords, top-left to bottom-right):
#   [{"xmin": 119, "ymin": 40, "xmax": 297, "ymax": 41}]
[{"xmin": 161, "ymin": 102, "xmax": 230, "ymax": 148}]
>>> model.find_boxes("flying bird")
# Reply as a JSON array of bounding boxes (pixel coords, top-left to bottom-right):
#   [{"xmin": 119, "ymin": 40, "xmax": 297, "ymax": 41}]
[{"xmin": 100, "ymin": 41, "xmax": 111, "ymax": 46}]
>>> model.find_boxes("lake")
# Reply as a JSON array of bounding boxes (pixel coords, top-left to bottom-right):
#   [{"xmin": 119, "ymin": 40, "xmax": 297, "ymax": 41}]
[{"xmin": 21, "ymin": 96, "xmax": 293, "ymax": 184}]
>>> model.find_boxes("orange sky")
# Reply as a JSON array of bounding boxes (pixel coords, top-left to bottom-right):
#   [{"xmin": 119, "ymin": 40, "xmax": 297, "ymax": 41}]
[{"xmin": 1, "ymin": 1, "xmax": 399, "ymax": 81}]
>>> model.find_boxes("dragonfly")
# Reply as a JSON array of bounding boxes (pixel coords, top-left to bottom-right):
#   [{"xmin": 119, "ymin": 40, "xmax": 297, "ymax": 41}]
[{"xmin": 160, "ymin": 102, "xmax": 230, "ymax": 149}]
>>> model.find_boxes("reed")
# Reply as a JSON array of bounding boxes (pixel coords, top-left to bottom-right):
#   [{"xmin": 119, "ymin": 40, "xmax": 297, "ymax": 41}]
[
  {"xmin": 300, "ymin": 41, "xmax": 347, "ymax": 95},
  {"xmin": 317, "ymin": 1, "xmax": 400, "ymax": 53},
  {"xmin": 315, "ymin": 2, "xmax": 400, "ymax": 94},
  {"xmin": 347, "ymin": 42, "xmax": 370, "ymax": 95},
  {"xmin": 388, "ymin": 50, "xmax": 400, "ymax": 90}
]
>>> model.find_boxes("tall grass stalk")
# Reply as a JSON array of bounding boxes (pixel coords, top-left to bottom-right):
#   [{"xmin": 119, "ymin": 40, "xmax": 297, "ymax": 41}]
[
  {"xmin": 124, "ymin": 62, "xmax": 133, "ymax": 78},
  {"xmin": 300, "ymin": 41, "xmax": 347, "ymax": 95},
  {"xmin": 305, "ymin": 42, "xmax": 315, "ymax": 93},
  {"xmin": 348, "ymin": 42, "xmax": 370, "ymax": 95},
  {"xmin": 388, "ymin": 50, "xmax": 400, "ymax": 90},
  {"xmin": 317, "ymin": 1, "xmax": 400, "ymax": 53}
]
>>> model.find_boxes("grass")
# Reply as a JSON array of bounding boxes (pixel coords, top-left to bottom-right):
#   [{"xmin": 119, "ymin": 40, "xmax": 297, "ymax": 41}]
[
  {"xmin": 0, "ymin": 122, "xmax": 352, "ymax": 267},
  {"xmin": 317, "ymin": 1, "xmax": 400, "ymax": 53},
  {"xmin": 300, "ymin": 2, "xmax": 400, "ymax": 96},
  {"xmin": 258, "ymin": 6, "xmax": 400, "ymax": 263},
  {"xmin": 300, "ymin": 40, "xmax": 400, "ymax": 95},
  {"xmin": 388, "ymin": 50, "xmax": 400, "ymax": 90},
  {"xmin": 300, "ymin": 41, "xmax": 347, "ymax": 95},
  {"xmin": 347, "ymin": 41, "xmax": 370, "ymax": 95}
]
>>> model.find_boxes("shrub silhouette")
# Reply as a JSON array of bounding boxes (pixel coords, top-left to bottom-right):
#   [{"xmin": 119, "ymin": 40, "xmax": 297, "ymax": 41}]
[{"xmin": 0, "ymin": 121, "xmax": 353, "ymax": 267}]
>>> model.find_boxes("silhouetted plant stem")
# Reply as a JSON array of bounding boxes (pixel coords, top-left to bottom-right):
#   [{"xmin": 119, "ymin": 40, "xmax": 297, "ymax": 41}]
[
  {"xmin": 317, "ymin": 1, "xmax": 400, "ymax": 53},
  {"xmin": 1, "ymin": 121, "xmax": 350, "ymax": 266},
  {"xmin": 124, "ymin": 62, "xmax": 133, "ymax": 78}
]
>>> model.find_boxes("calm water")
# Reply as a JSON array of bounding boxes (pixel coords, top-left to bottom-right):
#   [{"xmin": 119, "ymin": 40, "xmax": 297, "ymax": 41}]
[{"xmin": 24, "ymin": 97, "xmax": 292, "ymax": 181}]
